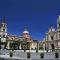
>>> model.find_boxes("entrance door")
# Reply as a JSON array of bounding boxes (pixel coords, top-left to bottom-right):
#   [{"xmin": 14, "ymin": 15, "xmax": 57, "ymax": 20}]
[{"xmin": 51, "ymin": 44, "xmax": 55, "ymax": 51}]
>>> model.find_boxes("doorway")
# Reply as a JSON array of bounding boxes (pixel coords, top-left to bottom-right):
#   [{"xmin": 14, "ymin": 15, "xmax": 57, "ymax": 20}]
[{"xmin": 51, "ymin": 44, "xmax": 55, "ymax": 51}]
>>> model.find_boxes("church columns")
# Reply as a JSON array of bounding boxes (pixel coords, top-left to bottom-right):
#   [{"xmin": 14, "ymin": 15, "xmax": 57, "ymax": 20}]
[
  {"xmin": 19, "ymin": 43, "xmax": 22, "ymax": 49},
  {"xmin": 7, "ymin": 41, "xmax": 10, "ymax": 49}
]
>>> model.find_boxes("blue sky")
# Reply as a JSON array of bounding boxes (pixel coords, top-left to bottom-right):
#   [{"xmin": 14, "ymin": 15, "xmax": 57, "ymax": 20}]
[{"xmin": 0, "ymin": 0, "xmax": 60, "ymax": 40}]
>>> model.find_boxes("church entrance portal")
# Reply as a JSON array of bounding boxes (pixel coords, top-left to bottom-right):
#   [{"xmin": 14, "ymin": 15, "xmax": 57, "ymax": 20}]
[{"xmin": 51, "ymin": 44, "xmax": 55, "ymax": 51}]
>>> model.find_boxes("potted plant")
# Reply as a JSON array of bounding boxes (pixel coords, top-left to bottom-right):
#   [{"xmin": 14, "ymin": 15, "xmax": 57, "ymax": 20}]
[
  {"xmin": 55, "ymin": 52, "xmax": 59, "ymax": 58},
  {"xmin": 40, "ymin": 53, "xmax": 44, "ymax": 58},
  {"xmin": 27, "ymin": 52, "xmax": 30, "ymax": 59},
  {"xmin": 9, "ymin": 51, "xmax": 13, "ymax": 57}
]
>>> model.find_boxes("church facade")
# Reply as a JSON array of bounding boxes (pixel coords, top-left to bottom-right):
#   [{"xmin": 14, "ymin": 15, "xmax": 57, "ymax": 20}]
[
  {"xmin": 0, "ymin": 17, "xmax": 38, "ymax": 50},
  {"xmin": 42, "ymin": 15, "xmax": 60, "ymax": 51},
  {"xmin": 0, "ymin": 15, "xmax": 60, "ymax": 51}
]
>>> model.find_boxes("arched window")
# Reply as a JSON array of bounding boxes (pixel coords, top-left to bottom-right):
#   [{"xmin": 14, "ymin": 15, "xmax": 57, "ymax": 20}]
[
  {"xmin": 51, "ymin": 36, "xmax": 53, "ymax": 40},
  {"xmin": 3, "ymin": 29, "xmax": 5, "ymax": 31}
]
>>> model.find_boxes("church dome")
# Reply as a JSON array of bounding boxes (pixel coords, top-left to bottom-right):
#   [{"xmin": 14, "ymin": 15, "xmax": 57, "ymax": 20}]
[
  {"xmin": 23, "ymin": 27, "xmax": 29, "ymax": 34},
  {"xmin": 23, "ymin": 30, "xmax": 29, "ymax": 34}
]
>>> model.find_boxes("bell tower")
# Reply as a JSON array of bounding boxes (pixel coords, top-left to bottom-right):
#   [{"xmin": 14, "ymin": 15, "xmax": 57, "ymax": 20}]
[
  {"xmin": 57, "ymin": 15, "xmax": 60, "ymax": 39},
  {"xmin": 0, "ymin": 16, "xmax": 7, "ymax": 49},
  {"xmin": 57, "ymin": 15, "xmax": 60, "ymax": 49},
  {"xmin": 57, "ymin": 15, "xmax": 60, "ymax": 31},
  {"xmin": 0, "ymin": 16, "xmax": 7, "ymax": 33}
]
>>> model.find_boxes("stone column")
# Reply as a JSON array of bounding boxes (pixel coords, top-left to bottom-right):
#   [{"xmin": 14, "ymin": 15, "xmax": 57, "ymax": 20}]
[
  {"xmin": 7, "ymin": 41, "xmax": 10, "ymax": 49},
  {"xmin": 19, "ymin": 43, "xmax": 22, "ymax": 49}
]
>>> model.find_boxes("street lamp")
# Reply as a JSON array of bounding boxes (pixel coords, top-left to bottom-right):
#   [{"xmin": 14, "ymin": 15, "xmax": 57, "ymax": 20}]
[{"xmin": 45, "ymin": 40, "xmax": 48, "ymax": 52}]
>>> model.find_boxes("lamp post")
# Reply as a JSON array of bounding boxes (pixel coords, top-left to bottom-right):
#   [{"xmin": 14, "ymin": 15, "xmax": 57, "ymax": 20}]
[
  {"xmin": 45, "ymin": 39, "xmax": 49, "ymax": 52},
  {"xmin": 36, "ymin": 41, "xmax": 38, "ymax": 53}
]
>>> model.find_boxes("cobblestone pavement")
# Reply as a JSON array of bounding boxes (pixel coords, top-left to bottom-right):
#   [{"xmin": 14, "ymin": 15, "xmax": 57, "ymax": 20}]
[{"xmin": 0, "ymin": 50, "xmax": 60, "ymax": 60}]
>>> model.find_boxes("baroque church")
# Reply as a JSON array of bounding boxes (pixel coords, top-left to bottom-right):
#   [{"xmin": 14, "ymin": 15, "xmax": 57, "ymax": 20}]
[
  {"xmin": 0, "ymin": 15, "xmax": 60, "ymax": 51},
  {"xmin": 0, "ymin": 16, "xmax": 38, "ymax": 50},
  {"xmin": 42, "ymin": 15, "xmax": 60, "ymax": 51}
]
